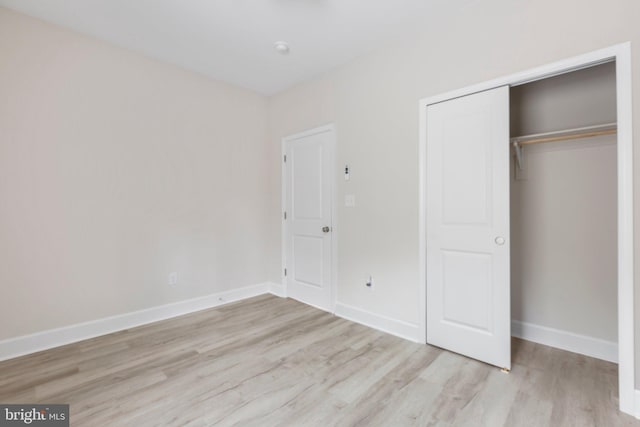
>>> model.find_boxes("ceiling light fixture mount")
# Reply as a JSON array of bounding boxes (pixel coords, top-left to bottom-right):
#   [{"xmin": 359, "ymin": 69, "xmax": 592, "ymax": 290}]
[{"xmin": 274, "ymin": 41, "xmax": 290, "ymax": 55}]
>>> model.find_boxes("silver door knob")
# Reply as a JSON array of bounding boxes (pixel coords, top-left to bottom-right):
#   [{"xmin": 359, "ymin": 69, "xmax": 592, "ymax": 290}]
[
  {"xmin": 322, "ymin": 226, "xmax": 331, "ymax": 233},
  {"xmin": 495, "ymin": 236, "xmax": 505, "ymax": 246}
]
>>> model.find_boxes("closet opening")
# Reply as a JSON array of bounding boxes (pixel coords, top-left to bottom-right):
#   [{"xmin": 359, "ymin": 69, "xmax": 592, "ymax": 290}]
[
  {"xmin": 420, "ymin": 43, "xmax": 634, "ymax": 415},
  {"xmin": 509, "ymin": 61, "xmax": 618, "ymax": 369}
]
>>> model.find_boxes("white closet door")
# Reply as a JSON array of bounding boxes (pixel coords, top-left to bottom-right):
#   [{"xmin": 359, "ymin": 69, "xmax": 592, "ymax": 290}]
[{"xmin": 426, "ymin": 86, "xmax": 511, "ymax": 369}]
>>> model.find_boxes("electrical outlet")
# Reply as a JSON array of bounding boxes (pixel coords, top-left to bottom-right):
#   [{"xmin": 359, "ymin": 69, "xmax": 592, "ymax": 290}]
[
  {"xmin": 168, "ymin": 272, "xmax": 178, "ymax": 286},
  {"xmin": 365, "ymin": 275, "xmax": 373, "ymax": 289}
]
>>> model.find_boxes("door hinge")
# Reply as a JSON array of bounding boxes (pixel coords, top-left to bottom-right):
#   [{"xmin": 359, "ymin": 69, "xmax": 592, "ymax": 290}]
[
  {"xmin": 283, "ymin": 154, "xmax": 287, "ymax": 163},
  {"xmin": 284, "ymin": 268, "xmax": 287, "ymax": 276},
  {"xmin": 283, "ymin": 211, "xmax": 287, "ymax": 220}
]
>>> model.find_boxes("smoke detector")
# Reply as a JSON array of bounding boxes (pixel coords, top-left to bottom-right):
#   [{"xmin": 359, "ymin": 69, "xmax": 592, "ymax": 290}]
[{"xmin": 274, "ymin": 41, "xmax": 290, "ymax": 55}]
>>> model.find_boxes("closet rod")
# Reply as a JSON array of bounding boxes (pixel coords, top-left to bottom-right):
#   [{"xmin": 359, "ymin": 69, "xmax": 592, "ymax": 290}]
[{"xmin": 511, "ymin": 122, "xmax": 617, "ymax": 146}]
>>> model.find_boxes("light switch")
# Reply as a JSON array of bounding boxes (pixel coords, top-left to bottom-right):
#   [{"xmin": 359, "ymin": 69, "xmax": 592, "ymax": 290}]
[{"xmin": 345, "ymin": 194, "xmax": 356, "ymax": 207}]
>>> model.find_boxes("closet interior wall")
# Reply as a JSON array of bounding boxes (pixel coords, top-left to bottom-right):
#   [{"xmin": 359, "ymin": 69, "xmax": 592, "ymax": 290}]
[{"xmin": 509, "ymin": 62, "xmax": 618, "ymax": 353}]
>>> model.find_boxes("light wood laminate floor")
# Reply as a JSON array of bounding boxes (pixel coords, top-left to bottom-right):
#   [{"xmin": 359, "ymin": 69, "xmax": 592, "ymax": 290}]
[{"xmin": 0, "ymin": 295, "xmax": 637, "ymax": 426}]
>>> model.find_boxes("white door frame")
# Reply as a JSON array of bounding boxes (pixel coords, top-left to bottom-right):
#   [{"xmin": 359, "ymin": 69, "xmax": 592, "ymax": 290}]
[
  {"xmin": 281, "ymin": 123, "xmax": 338, "ymax": 312},
  {"xmin": 418, "ymin": 42, "xmax": 635, "ymax": 416}
]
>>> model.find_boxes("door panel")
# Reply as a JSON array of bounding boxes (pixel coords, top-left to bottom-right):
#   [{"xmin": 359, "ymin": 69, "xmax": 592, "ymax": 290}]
[
  {"xmin": 293, "ymin": 143, "xmax": 323, "ymax": 219},
  {"xmin": 442, "ymin": 250, "xmax": 492, "ymax": 332},
  {"xmin": 442, "ymin": 114, "xmax": 492, "ymax": 225},
  {"xmin": 426, "ymin": 86, "xmax": 511, "ymax": 369},
  {"xmin": 285, "ymin": 127, "xmax": 334, "ymax": 312},
  {"xmin": 292, "ymin": 235, "xmax": 324, "ymax": 287}
]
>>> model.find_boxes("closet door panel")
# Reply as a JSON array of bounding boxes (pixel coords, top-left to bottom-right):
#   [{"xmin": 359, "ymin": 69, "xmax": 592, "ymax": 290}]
[
  {"xmin": 426, "ymin": 86, "xmax": 510, "ymax": 370},
  {"xmin": 441, "ymin": 112, "xmax": 492, "ymax": 225}
]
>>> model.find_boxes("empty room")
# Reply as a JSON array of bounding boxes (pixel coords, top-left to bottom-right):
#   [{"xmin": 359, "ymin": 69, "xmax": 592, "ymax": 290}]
[{"xmin": 0, "ymin": 1, "xmax": 639, "ymax": 425}]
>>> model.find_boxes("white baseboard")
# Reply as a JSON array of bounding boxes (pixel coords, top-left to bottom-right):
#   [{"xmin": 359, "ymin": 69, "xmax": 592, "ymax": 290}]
[
  {"xmin": 635, "ymin": 389, "xmax": 640, "ymax": 419},
  {"xmin": 267, "ymin": 281, "xmax": 287, "ymax": 298},
  {"xmin": 511, "ymin": 320, "xmax": 618, "ymax": 363},
  {"xmin": 0, "ymin": 282, "xmax": 280, "ymax": 362},
  {"xmin": 334, "ymin": 302, "xmax": 421, "ymax": 343}
]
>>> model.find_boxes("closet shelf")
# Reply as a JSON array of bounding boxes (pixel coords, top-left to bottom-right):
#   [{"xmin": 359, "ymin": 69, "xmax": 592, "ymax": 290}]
[{"xmin": 511, "ymin": 123, "xmax": 617, "ymax": 170}]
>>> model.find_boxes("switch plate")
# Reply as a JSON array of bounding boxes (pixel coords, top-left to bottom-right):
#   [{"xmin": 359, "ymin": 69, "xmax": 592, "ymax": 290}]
[
  {"xmin": 345, "ymin": 194, "xmax": 356, "ymax": 207},
  {"xmin": 168, "ymin": 272, "xmax": 178, "ymax": 286}
]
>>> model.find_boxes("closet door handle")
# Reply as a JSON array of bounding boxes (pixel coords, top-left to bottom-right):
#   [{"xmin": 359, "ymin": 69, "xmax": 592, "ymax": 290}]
[{"xmin": 495, "ymin": 236, "xmax": 505, "ymax": 246}]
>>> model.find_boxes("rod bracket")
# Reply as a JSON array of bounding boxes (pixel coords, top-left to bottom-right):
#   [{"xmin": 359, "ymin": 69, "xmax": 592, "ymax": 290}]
[{"xmin": 513, "ymin": 141, "xmax": 524, "ymax": 170}]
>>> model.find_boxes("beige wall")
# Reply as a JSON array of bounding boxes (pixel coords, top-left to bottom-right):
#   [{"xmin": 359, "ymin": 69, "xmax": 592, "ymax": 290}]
[
  {"xmin": 267, "ymin": 0, "xmax": 640, "ymax": 383},
  {"xmin": 511, "ymin": 136, "xmax": 617, "ymax": 341},
  {"xmin": 510, "ymin": 62, "xmax": 617, "ymax": 136},
  {"xmin": 0, "ymin": 8, "xmax": 269, "ymax": 340}
]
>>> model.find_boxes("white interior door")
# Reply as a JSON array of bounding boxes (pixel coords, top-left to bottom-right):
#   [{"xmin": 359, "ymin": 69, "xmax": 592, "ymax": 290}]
[
  {"xmin": 426, "ymin": 86, "xmax": 511, "ymax": 369},
  {"xmin": 284, "ymin": 126, "xmax": 334, "ymax": 312}
]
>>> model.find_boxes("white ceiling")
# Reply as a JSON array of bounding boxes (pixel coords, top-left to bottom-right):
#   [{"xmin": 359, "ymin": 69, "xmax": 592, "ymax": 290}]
[{"xmin": 0, "ymin": 0, "xmax": 452, "ymax": 95}]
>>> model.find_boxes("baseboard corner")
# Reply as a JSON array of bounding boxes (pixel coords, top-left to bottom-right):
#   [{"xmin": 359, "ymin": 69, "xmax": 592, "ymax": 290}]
[
  {"xmin": 334, "ymin": 302, "xmax": 421, "ymax": 343},
  {"xmin": 267, "ymin": 281, "xmax": 287, "ymax": 298}
]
